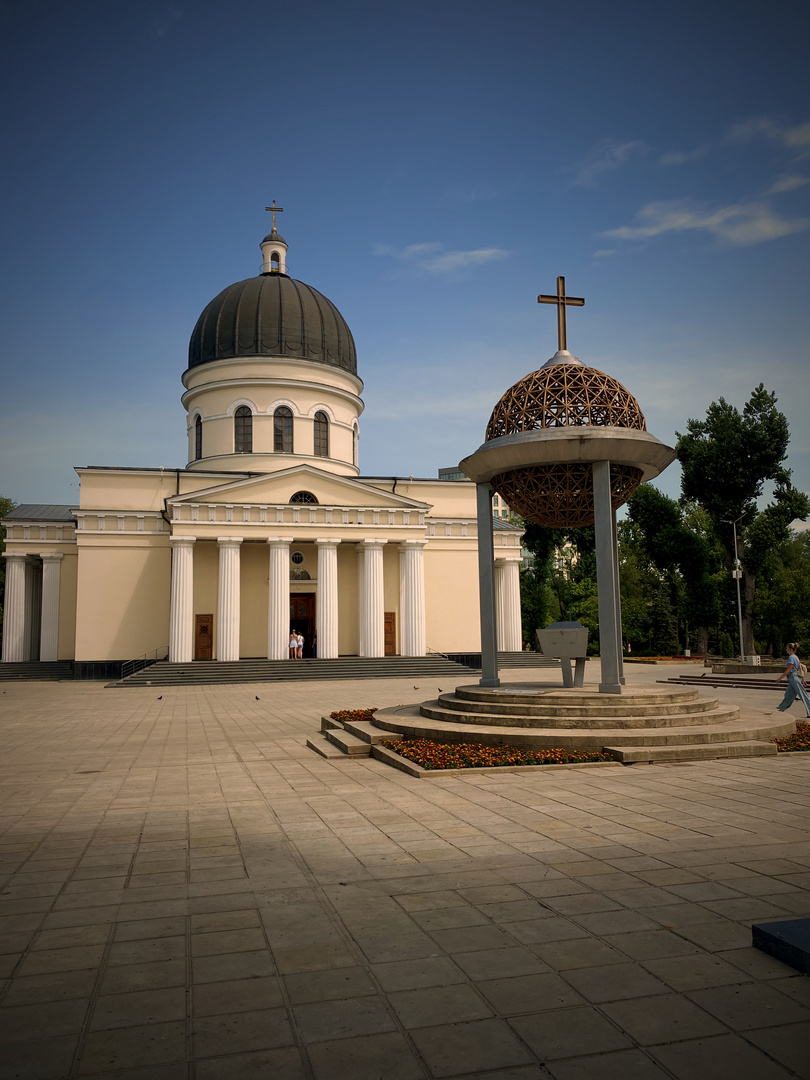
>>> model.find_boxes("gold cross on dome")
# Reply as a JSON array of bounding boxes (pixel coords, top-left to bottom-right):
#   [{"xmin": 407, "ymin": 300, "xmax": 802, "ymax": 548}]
[
  {"xmin": 264, "ymin": 200, "xmax": 284, "ymax": 230},
  {"xmin": 538, "ymin": 276, "xmax": 585, "ymax": 352}
]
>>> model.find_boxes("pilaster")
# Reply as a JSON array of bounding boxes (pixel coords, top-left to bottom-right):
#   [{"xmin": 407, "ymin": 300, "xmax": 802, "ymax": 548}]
[
  {"xmin": 168, "ymin": 538, "xmax": 196, "ymax": 663},
  {"xmin": 39, "ymin": 553, "xmax": 64, "ymax": 662},
  {"xmin": 267, "ymin": 539, "xmax": 290, "ymax": 660},
  {"xmin": 316, "ymin": 539, "xmax": 341, "ymax": 659},
  {"xmin": 399, "ymin": 541, "xmax": 426, "ymax": 657},
  {"xmin": 1, "ymin": 554, "xmax": 27, "ymax": 662},
  {"xmin": 217, "ymin": 537, "xmax": 243, "ymax": 662},
  {"xmin": 360, "ymin": 540, "xmax": 386, "ymax": 658}
]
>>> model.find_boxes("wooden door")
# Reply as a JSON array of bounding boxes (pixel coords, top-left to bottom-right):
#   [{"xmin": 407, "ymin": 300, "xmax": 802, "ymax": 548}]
[
  {"xmin": 194, "ymin": 614, "xmax": 213, "ymax": 661},
  {"xmin": 384, "ymin": 612, "xmax": 397, "ymax": 656},
  {"xmin": 290, "ymin": 594, "xmax": 316, "ymax": 657}
]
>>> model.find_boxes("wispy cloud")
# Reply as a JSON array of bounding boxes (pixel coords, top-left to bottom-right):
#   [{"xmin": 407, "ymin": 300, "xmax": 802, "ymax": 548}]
[
  {"xmin": 373, "ymin": 241, "xmax": 509, "ymax": 275},
  {"xmin": 592, "ymin": 249, "xmax": 616, "ymax": 258},
  {"xmin": 725, "ymin": 117, "xmax": 810, "ymax": 153},
  {"xmin": 659, "ymin": 144, "xmax": 711, "ymax": 167},
  {"xmin": 572, "ymin": 138, "xmax": 648, "ymax": 187},
  {"xmin": 767, "ymin": 174, "xmax": 809, "ymax": 194},
  {"xmin": 602, "ymin": 198, "xmax": 810, "ymax": 246}
]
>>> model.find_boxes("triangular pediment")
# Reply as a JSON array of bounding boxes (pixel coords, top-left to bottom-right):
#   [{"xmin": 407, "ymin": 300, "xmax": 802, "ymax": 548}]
[{"xmin": 169, "ymin": 465, "xmax": 431, "ymax": 510}]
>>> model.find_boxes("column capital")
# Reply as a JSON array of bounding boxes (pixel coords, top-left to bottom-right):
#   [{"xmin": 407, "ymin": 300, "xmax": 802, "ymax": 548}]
[
  {"xmin": 169, "ymin": 536, "xmax": 197, "ymax": 548},
  {"xmin": 315, "ymin": 538, "xmax": 341, "ymax": 547},
  {"xmin": 217, "ymin": 536, "xmax": 243, "ymax": 546},
  {"xmin": 266, "ymin": 537, "xmax": 290, "ymax": 547},
  {"xmin": 2, "ymin": 552, "xmax": 27, "ymax": 563},
  {"xmin": 398, "ymin": 540, "xmax": 427, "ymax": 551},
  {"xmin": 39, "ymin": 552, "xmax": 65, "ymax": 562},
  {"xmin": 359, "ymin": 538, "xmax": 388, "ymax": 549}
]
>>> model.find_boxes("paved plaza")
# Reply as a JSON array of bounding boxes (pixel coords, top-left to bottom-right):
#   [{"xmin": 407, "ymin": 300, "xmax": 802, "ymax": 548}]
[{"xmin": 0, "ymin": 664, "xmax": 808, "ymax": 1079}]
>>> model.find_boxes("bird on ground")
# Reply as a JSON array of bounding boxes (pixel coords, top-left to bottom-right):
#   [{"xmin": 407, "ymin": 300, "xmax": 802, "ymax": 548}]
[
  {"xmin": 157, "ymin": 696, "xmax": 162, "ymax": 700},
  {"xmin": 255, "ymin": 696, "xmax": 260, "ymax": 700}
]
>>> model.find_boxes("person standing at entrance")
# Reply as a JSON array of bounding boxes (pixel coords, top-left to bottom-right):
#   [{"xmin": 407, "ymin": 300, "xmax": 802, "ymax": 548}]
[
  {"xmin": 775, "ymin": 643, "xmax": 810, "ymax": 718},
  {"xmin": 289, "ymin": 630, "xmax": 298, "ymax": 660},
  {"xmin": 296, "ymin": 631, "xmax": 304, "ymax": 659}
]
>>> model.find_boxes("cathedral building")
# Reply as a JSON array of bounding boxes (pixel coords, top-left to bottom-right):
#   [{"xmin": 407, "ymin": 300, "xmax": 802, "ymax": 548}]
[{"xmin": 1, "ymin": 221, "xmax": 523, "ymax": 672}]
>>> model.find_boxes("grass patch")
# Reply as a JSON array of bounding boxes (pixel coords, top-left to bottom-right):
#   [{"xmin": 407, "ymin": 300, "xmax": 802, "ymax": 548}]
[
  {"xmin": 330, "ymin": 708, "xmax": 377, "ymax": 723},
  {"xmin": 380, "ymin": 738, "xmax": 613, "ymax": 770},
  {"xmin": 773, "ymin": 720, "xmax": 810, "ymax": 752}
]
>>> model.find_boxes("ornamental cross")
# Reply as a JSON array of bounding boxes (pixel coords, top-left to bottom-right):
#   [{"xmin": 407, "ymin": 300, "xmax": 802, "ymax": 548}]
[
  {"xmin": 264, "ymin": 200, "xmax": 284, "ymax": 230},
  {"xmin": 538, "ymin": 276, "xmax": 585, "ymax": 352}
]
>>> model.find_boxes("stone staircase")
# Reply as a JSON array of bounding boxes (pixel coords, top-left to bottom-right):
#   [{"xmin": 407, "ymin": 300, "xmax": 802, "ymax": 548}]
[
  {"xmin": 110, "ymin": 655, "xmax": 476, "ymax": 687},
  {"xmin": 0, "ymin": 661, "xmax": 74, "ymax": 681},
  {"xmin": 308, "ymin": 681, "xmax": 795, "ymax": 766}
]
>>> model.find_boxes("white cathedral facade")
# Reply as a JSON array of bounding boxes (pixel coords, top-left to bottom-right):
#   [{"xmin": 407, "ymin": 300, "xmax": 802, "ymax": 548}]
[{"xmin": 2, "ymin": 222, "xmax": 524, "ymax": 672}]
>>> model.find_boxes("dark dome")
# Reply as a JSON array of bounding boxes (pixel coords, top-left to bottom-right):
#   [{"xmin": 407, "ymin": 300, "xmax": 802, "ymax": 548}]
[{"xmin": 188, "ymin": 274, "xmax": 357, "ymax": 374}]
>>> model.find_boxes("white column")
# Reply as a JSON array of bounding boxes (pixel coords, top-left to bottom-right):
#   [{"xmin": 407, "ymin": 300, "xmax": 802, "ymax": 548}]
[
  {"xmin": 168, "ymin": 538, "xmax": 195, "ymax": 663},
  {"xmin": 267, "ymin": 539, "xmax": 290, "ymax": 660},
  {"xmin": 217, "ymin": 537, "xmax": 243, "ymax": 661},
  {"xmin": 39, "ymin": 553, "xmax": 64, "ymax": 662},
  {"xmin": 494, "ymin": 559, "xmax": 507, "ymax": 652},
  {"xmin": 495, "ymin": 558, "xmax": 522, "ymax": 652},
  {"xmin": 1, "ymin": 554, "xmax": 27, "ymax": 662},
  {"xmin": 316, "ymin": 539, "xmax": 341, "ymax": 659},
  {"xmin": 356, "ymin": 544, "xmax": 366, "ymax": 656},
  {"xmin": 399, "ymin": 541, "xmax": 426, "ymax": 656},
  {"xmin": 360, "ymin": 540, "xmax": 386, "ymax": 658}
]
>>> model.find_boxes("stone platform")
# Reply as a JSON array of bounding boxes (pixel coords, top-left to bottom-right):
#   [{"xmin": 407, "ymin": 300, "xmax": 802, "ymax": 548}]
[{"xmin": 368, "ymin": 683, "xmax": 794, "ymax": 764}]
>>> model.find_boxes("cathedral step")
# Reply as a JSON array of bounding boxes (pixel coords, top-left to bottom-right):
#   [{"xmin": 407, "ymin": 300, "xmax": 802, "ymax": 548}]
[{"xmin": 0, "ymin": 661, "xmax": 74, "ymax": 681}]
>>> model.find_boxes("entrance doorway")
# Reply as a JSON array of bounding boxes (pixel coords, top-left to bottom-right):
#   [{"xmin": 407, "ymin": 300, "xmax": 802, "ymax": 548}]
[
  {"xmin": 195, "ymin": 614, "xmax": 213, "ymax": 660},
  {"xmin": 384, "ymin": 611, "xmax": 397, "ymax": 656},
  {"xmin": 290, "ymin": 593, "xmax": 316, "ymax": 657}
]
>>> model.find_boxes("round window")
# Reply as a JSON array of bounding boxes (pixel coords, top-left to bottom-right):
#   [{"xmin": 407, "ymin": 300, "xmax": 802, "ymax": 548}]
[{"xmin": 291, "ymin": 551, "xmax": 304, "ymax": 565}]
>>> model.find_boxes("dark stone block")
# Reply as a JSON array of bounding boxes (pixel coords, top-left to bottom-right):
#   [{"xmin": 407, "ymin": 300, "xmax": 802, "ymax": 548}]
[{"xmin": 752, "ymin": 918, "xmax": 810, "ymax": 974}]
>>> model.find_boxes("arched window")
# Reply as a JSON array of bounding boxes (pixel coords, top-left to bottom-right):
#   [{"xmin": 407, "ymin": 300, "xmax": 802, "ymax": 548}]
[
  {"xmin": 313, "ymin": 411, "xmax": 329, "ymax": 457},
  {"xmin": 289, "ymin": 491, "xmax": 318, "ymax": 504},
  {"xmin": 353, "ymin": 425, "xmax": 358, "ymax": 466},
  {"xmin": 194, "ymin": 415, "xmax": 203, "ymax": 460},
  {"xmin": 271, "ymin": 250, "xmax": 280, "ymax": 270},
  {"xmin": 274, "ymin": 406, "xmax": 293, "ymax": 452},
  {"xmin": 234, "ymin": 406, "xmax": 252, "ymax": 453}
]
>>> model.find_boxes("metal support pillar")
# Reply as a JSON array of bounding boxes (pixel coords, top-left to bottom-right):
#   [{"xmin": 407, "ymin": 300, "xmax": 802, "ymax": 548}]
[
  {"xmin": 592, "ymin": 461, "xmax": 622, "ymax": 694},
  {"xmin": 476, "ymin": 483, "xmax": 499, "ymax": 687}
]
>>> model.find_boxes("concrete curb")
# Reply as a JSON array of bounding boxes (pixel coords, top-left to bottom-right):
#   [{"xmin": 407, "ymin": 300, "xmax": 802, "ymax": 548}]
[{"xmin": 371, "ymin": 741, "xmax": 624, "ymax": 779}]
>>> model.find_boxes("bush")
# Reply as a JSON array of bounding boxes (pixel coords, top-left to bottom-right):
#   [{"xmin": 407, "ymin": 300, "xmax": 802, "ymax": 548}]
[{"xmin": 720, "ymin": 632, "xmax": 735, "ymax": 658}]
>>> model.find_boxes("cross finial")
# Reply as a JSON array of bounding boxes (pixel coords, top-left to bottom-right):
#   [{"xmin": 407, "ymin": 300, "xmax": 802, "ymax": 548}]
[
  {"xmin": 538, "ymin": 276, "xmax": 585, "ymax": 352},
  {"xmin": 264, "ymin": 200, "xmax": 284, "ymax": 231}
]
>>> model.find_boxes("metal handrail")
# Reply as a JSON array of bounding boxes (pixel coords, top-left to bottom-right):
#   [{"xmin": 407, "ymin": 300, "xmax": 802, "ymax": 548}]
[{"xmin": 121, "ymin": 645, "xmax": 168, "ymax": 681}]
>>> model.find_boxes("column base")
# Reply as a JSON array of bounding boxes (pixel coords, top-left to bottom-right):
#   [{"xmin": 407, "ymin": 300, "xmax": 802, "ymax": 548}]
[
  {"xmin": 599, "ymin": 682, "xmax": 623, "ymax": 694},
  {"xmin": 479, "ymin": 676, "xmax": 501, "ymax": 688}
]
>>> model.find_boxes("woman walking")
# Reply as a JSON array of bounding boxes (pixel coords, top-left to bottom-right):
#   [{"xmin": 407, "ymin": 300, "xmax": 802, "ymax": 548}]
[{"xmin": 774, "ymin": 643, "xmax": 810, "ymax": 718}]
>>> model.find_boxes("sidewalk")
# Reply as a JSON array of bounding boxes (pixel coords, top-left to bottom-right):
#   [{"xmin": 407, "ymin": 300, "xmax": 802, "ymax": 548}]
[{"xmin": 0, "ymin": 666, "xmax": 808, "ymax": 1079}]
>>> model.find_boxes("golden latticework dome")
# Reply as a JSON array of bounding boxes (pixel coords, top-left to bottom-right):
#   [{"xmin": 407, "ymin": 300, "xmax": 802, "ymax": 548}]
[
  {"xmin": 486, "ymin": 361, "xmax": 647, "ymax": 528},
  {"xmin": 486, "ymin": 362, "xmax": 646, "ymax": 440}
]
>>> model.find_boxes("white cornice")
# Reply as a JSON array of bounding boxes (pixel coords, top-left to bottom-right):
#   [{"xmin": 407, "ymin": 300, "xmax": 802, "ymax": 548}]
[{"xmin": 182, "ymin": 357, "xmax": 364, "ymax": 395}]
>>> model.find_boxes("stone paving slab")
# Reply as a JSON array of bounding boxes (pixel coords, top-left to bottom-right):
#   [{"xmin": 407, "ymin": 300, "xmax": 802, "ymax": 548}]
[{"xmin": 0, "ymin": 666, "xmax": 808, "ymax": 1078}]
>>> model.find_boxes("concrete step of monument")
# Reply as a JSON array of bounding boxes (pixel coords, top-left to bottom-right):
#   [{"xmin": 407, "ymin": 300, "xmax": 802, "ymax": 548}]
[
  {"xmin": 342, "ymin": 719, "xmax": 395, "ymax": 744},
  {"xmin": 0, "ymin": 661, "xmax": 74, "ymax": 681},
  {"xmin": 420, "ymin": 701, "xmax": 739, "ymax": 730},
  {"xmin": 113, "ymin": 656, "xmax": 473, "ymax": 687},
  {"xmin": 605, "ymin": 741, "xmax": 779, "ymax": 764},
  {"xmin": 440, "ymin": 689, "xmax": 717, "ymax": 719},
  {"xmin": 324, "ymin": 729, "xmax": 372, "ymax": 756},
  {"xmin": 456, "ymin": 684, "xmax": 702, "ymax": 707},
  {"xmin": 662, "ymin": 675, "xmax": 784, "ymax": 692},
  {"xmin": 306, "ymin": 735, "xmax": 348, "ymax": 759},
  {"xmin": 320, "ymin": 717, "xmax": 343, "ymax": 733},
  {"xmin": 371, "ymin": 704, "xmax": 794, "ymax": 749}
]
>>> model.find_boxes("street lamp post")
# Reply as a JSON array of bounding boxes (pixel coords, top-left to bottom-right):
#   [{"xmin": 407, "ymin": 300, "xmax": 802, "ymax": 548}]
[{"xmin": 724, "ymin": 516, "xmax": 746, "ymax": 663}]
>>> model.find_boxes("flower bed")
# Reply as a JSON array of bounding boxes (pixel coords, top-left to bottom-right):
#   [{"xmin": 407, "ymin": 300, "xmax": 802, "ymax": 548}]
[
  {"xmin": 330, "ymin": 709, "xmax": 377, "ymax": 723},
  {"xmin": 380, "ymin": 738, "xmax": 613, "ymax": 770},
  {"xmin": 773, "ymin": 721, "xmax": 810, "ymax": 752}
]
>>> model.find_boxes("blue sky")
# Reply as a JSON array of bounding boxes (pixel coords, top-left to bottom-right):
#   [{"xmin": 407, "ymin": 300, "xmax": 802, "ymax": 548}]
[{"xmin": 1, "ymin": 0, "xmax": 808, "ymax": 516}]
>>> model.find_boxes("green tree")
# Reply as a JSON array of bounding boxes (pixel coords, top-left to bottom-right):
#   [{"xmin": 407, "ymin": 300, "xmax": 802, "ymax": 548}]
[
  {"xmin": 0, "ymin": 495, "xmax": 16, "ymax": 651},
  {"xmin": 676, "ymin": 385, "xmax": 809, "ymax": 655}
]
